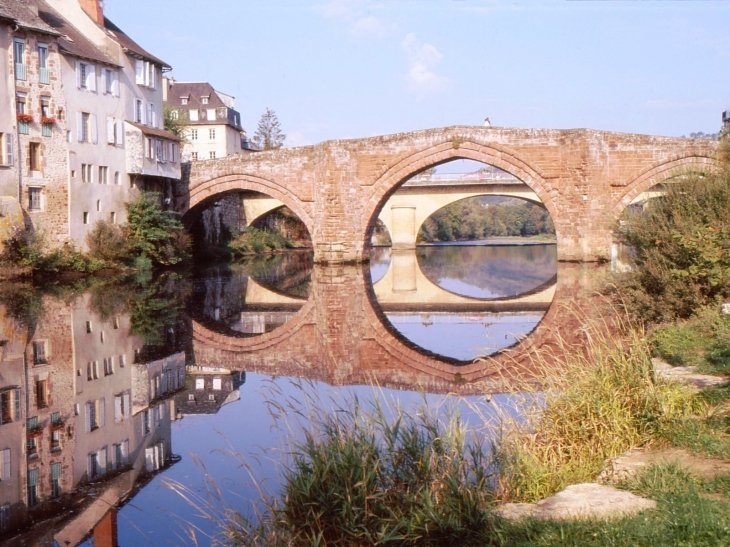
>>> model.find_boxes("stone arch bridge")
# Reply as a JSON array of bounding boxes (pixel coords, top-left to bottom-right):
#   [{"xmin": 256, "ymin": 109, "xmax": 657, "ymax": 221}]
[{"xmin": 178, "ymin": 126, "xmax": 717, "ymax": 262}]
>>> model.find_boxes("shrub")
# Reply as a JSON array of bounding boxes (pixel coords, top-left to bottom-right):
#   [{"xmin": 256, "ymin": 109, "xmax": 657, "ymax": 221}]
[
  {"xmin": 228, "ymin": 227, "xmax": 291, "ymax": 256},
  {"xmin": 85, "ymin": 220, "xmax": 131, "ymax": 263},
  {"xmin": 126, "ymin": 192, "xmax": 190, "ymax": 266},
  {"xmin": 616, "ymin": 169, "xmax": 730, "ymax": 322}
]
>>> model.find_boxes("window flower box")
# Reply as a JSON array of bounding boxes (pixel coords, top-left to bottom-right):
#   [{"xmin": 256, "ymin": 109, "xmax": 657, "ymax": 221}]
[
  {"xmin": 41, "ymin": 116, "xmax": 56, "ymax": 125},
  {"xmin": 16, "ymin": 113, "xmax": 34, "ymax": 123}
]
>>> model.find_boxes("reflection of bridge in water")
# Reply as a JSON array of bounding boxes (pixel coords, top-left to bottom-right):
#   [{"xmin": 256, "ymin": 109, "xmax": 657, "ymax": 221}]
[{"xmin": 190, "ymin": 260, "xmax": 593, "ymax": 395}]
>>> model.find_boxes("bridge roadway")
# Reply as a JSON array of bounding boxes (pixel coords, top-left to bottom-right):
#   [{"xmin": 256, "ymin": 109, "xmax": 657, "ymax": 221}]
[
  {"xmin": 189, "ymin": 261, "xmax": 589, "ymax": 395},
  {"xmin": 180, "ymin": 125, "xmax": 717, "ymax": 263}
]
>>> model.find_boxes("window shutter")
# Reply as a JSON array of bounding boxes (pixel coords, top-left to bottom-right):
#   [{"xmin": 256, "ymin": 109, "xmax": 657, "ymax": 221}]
[
  {"xmin": 122, "ymin": 439, "xmax": 129, "ymax": 461},
  {"xmin": 115, "ymin": 119, "xmax": 124, "ymax": 146},
  {"xmin": 85, "ymin": 403, "xmax": 91, "ymax": 433},
  {"xmin": 112, "ymin": 71, "xmax": 119, "ymax": 97},
  {"xmin": 87, "ymin": 65, "xmax": 96, "ymax": 92},
  {"xmin": 91, "ymin": 114, "xmax": 98, "ymax": 144},
  {"xmin": 76, "ymin": 112, "xmax": 83, "ymax": 142},
  {"xmin": 87, "ymin": 454, "xmax": 93, "ymax": 477},
  {"xmin": 151, "ymin": 105, "xmax": 157, "ymax": 128},
  {"xmin": 99, "ymin": 397, "xmax": 105, "ymax": 427},
  {"xmin": 98, "ymin": 447, "xmax": 107, "ymax": 474},
  {"xmin": 76, "ymin": 61, "xmax": 82, "ymax": 88},
  {"xmin": 4, "ymin": 134, "xmax": 13, "ymax": 166},
  {"xmin": 135, "ymin": 60, "xmax": 144, "ymax": 84},
  {"xmin": 111, "ymin": 444, "xmax": 117, "ymax": 468},
  {"xmin": 13, "ymin": 390, "xmax": 20, "ymax": 420},
  {"xmin": 106, "ymin": 117, "xmax": 114, "ymax": 144},
  {"xmin": 2, "ymin": 449, "xmax": 9, "ymax": 480},
  {"xmin": 145, "ymin": 447, "xmax": 154, "ymax": 472},
  {"xmin": 114, "ymin": 395, "xmax": 122, "ymax": 422},
  {"xmin": 123, "ymin": 393, "xmax": 130, "ymax": 419},
  {"xmin": 151, "ymin": 64, "xmax": 157, "ymax": 89},
  {"xmin": 101, "ymin": 69, "xmax": 106, "ymax": 94}
]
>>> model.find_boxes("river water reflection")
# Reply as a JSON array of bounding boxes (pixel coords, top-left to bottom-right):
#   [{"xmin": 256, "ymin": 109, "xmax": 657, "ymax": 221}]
[{"xmin": 0, "ymin": 244, "xmax": 584, "ymax": 546}]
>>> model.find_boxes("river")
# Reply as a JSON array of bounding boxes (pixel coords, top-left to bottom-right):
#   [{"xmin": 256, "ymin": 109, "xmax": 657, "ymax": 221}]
[{"xmin": 0, "ymin": 243, "xmax": 601, "ymax": 546}]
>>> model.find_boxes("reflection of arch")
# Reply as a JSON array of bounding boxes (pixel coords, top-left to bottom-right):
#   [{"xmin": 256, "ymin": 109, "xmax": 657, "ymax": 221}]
[
  {"xmin": 190, "ymin": 297, "xmax": 316, "ymax": 352},
  {"xmin": 612, "ymin": 155, "xmax": 718, "ymax": 215},
  {"xmin": 182, "ymin": 174, "xmax": 313, "ymax": 232},
  {"xmin": 361, "ymin": 141, "xmax": 555, "ymax": 251}
]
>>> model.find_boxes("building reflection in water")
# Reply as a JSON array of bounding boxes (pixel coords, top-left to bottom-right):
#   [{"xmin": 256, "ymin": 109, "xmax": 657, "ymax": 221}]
[{"xmin": 0, "ymin": 289, "xmax": 184, "ymax": 545}]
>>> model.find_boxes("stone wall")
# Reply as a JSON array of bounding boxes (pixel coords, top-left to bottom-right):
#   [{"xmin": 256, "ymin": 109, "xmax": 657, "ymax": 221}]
[{"xmin": 183, "ymin": 126, "xmax": 717, "ymax": 263}]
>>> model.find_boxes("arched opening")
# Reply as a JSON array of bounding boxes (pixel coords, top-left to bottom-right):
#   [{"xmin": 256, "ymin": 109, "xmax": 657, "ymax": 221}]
[
  {"xmin": 185, "ymin": 190, "xmax": 313, "ymax": 261},
  {"xmin": 366, "ymin": 158, "xmax": 558, "ymax": 363}
]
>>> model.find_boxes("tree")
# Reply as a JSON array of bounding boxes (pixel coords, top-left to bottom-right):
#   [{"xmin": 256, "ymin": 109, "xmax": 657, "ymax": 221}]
[
  {"xmin": 252, "ymin": 108, "xmax": 286, "ymax": 151},
  {"xmin": 163, "ymin": 104, "xmax": 188, "ymax": 144},
  {"xmin": 126, "ymin": 192, "xmax": 190, "ymax": 266}
]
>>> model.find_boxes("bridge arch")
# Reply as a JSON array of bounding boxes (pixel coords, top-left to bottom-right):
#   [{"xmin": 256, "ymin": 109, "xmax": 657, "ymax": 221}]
[
  {"xmin": 361, "ymin": 140, "xmax": 556, "ymax": 253},
  {"xmin": 181, "ymin": 173, "xmax": 314, "ymax": 233},
  {"xmin": 612, "ymin": 154, "xmax": 718, "ymax": 216}
]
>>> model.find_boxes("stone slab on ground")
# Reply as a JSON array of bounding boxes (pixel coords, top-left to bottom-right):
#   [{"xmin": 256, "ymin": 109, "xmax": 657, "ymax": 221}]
[
  {"xmin": 651, "ymin": 358, "xmax": 727, "ymax": 389},
  {"xmin": 493, "ymin": 483, "xmax": 656, "ymax": 522},
  {"xmin": 599, "ymin": 447, "xmax": 730, "ymax": 484}
]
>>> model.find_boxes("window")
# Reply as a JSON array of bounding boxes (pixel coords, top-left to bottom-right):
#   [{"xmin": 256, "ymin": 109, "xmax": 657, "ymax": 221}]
[
  {"xmin": 143, "ymin": 409, "xmax": 151, "ymax": 435},
  {"xmin": 147, "ymin": 103, "xmax": 156, "ymax": 126},
  {"xmin": 51, "ymin": 411, "xmax": 61, "ymax": 425},
  {"xmin": 51, "ymin": 429, "xmax": 61, "ymax": 452},
  {"xmin": 83, "ymin": 212, "xmax": 89, "ymax": 225},
  {"xmin": 171, "ymin": 110, "xmax": 178, "ymax": 120},
  {"xmin": 114, "ymin": 172, "xmax": 120, "ymax": 185},
  {"xmin": 207, "ymin": 109, "xmax": 216, "ymax": 122},
  {"xmin": 213, "ymin": 378, "xmax": 222, "ymax": 390},
  {"xmin": 112, "ymin": 440, "xmax": 128, "ymax": 470},
  {"xmin": 191, "ymin": 152, "xmax": 198, "ymax": 161},
  {"xmin": 135, "ymin": 60, "xmax": 144, "ymax": 84},
  {"xmin": 1, "ymin": 389, "xmax": 21, "ymax": 425},
  {"xmin": 38, "ymin": 44, "xmax": 49, "ymax": 84},
  {"xmin": 99, "ymin": 329, "xmax": 104, "ymax": 341},
  {"xmin": 14, "ymin": 39, "xmax": 25, "ymax": 80},
  {"xmin": 1, "ymin": 133, "xmax": 14, "ymax": 166},
  {"xmin": 85, "ymin": 398, "xmax": 105, "ymax": 432},
  {"xmin": 209, "ymin": 151, "xmax": 216, "ymax": 159},
  {"xmin": 15, "ymin": 93, "xmax": 26, "ymax": 115},
  {"xmin": 0, "ymin": 503, "xmax": 9, "ymax": 531},
  {"xmin": 106, "ymin": 117, "xmax": 115, "ymax": 144},
  {"xmin": 77, "ymin": 61, "xmax": 96, "ymax": 91},
  {"xmin": 181, "ymin": 97, "xmax": 188, "ymax": 105},
  {"xmin": 0, "ymin": 449, "xmax": 10, "ymax": 481},
  {"xmin": 104, "ymin": 68, "xmax": 113, "ymax": 94},
  {"xmin": 26, "ymin": 417, "xmax": 39, "ymax": 458},
  {"xmin": 81, "ymin": 164, "xmax": 92, "ymax": 183},
  {"xmin": 169, "ymin": 142, "xmax": 176, "ymax": 163},
  {"xmin": 88, "ymin": 448, "xmax": 107, "ymax": 479},
  {"xmin": 148, "ymin": 62, "xmax": 156, "ymax": 89},
  {"xmin": 86, "ymin": 320, "xmax": 92, "ymax": 333},
  {"xmin": 35, "ymin": 380, "xmax": 47, "ymax": 409},
  {"xmin": 28, "ymin": 187, "xmax": 42, "ymax": 212},
  {"xmin": 98, "ymin": 166, "xmax": 108, "ymax": 184},
  {"xmin": 77, "ymin": 112, "xmax": 97, "ymax": 143},
  {"xmin": 189, "ymin": 109, "xmax": 198, "ymax": 122},
  {"xmin": 110, "ymin": 212, "xmax": 116, "ymax": 223},
  {"xmin": 209, "ymin": 128, "xmax": 216, "ymax": 141},
  {"xmin": 119, "ymin": 354, "xmax": 125, "ymax": 367},
  {"xmin": 208, "ymin": 394, "xmax": 215, "ymax": 402},
  {"xmin": 201, "ymin": 96, "xmax": 208, "ymax": 104},
  {"xmin": 135, "ymin": 99, "xmax": 143, "ymax": 124},
  {"xmin": 32, "ymin": 341, "xmax": 47, "ymax": 364},
  {"xmin": 103, "ymin": 357, "xmax": 114, "ymax": 376},
  {"xmin": 51, "ymin": 462, "xmax": 61, "ymax": 498},
  {"xmin": 189, "ymin": 129, "xmax": 198, "ymax": 141},
  {"xmin": 29, "ymin": 143, "xmax": 41, "ymax": 172},
  {"xmin": 27, "ymin": 468, "xmax": 39, "ymax": 506}
]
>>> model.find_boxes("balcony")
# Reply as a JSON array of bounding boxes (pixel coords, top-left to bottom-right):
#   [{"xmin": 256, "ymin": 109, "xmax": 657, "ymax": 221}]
[
  {"xmin": 15, "ymin": 63, "xmax": 27, "ymax": 80},
  {"xmin": 125, "ymin": 121, "xmax": 181, "ymax": 181},
  {"xmin": 39, "ymin": 67, "xmax": 50, "ymax": 85}
]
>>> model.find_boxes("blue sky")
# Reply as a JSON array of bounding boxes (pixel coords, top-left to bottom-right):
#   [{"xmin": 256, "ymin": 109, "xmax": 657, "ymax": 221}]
[{"xmin": 105, "ymin": 0, "xmax": 729, "ymax": 146}]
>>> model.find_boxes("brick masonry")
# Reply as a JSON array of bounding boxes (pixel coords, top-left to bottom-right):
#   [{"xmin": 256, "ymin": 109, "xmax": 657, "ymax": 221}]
[{"xmin": 182, "ymin": 126, "xmax": 717, "ymax": 263}]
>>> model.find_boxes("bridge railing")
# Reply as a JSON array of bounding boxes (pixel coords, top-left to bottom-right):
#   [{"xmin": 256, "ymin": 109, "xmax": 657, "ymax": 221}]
[{"xmin": 403, "ymin": 172, "xmax": 522, "ymax": 186}]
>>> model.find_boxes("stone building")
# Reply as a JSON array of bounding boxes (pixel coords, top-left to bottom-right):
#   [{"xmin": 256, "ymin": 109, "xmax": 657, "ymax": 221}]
[
  {"xmin": 174, "ymin": 367, "xmax": 245, "ymax": 416},
  {"xmin": 163, "ymin": 79, "xmax": 254, "ymax": 161},
  {"xmin": 0, "ymin": 0, "xmax": 181, "ymax": 251}
]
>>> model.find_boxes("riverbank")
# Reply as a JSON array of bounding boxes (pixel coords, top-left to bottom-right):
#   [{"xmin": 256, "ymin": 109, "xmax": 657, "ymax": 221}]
[{"xmin": 419, "ymin": 235, "xmax": 556, "ymax": 247}]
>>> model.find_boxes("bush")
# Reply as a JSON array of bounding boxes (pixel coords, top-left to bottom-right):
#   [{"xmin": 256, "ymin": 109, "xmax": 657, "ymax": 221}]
[
  {"xmin": 126, "ymin": 192, "xmax": 190, "ymax": 266},
  {"xmin": 228, "ymin": 227, "xmax": 291, "ymax": 256},
  {"xmin": 616, "ymin": 169, "xmax": 730, "ymax": 322},
  {"xmin": 85, "ymin": 220, "xmax": 131, "ymax": 263}
]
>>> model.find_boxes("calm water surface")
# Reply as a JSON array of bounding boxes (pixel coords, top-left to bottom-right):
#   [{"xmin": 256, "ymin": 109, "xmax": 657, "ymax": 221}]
[{"xmin": 0, "ymin": 244, "xmax": 558, "ymax": 546}]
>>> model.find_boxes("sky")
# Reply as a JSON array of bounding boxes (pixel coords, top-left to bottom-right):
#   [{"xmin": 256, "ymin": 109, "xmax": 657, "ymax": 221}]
[{"xmin": 104, "ymin": 0, "xmax": 730, "ymax": 147}]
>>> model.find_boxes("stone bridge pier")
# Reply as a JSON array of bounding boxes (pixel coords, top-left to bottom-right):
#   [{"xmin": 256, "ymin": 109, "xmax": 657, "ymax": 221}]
[{"xmin": 180, "ymin": 126, "xmax": 717, "ymax": 263}]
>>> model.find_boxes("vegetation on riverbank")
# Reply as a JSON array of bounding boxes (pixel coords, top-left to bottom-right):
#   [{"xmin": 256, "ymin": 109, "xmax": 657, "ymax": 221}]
[
  {"xmin": 0, "ymin": 192, "xmax": 190, "ymax": 275},
  {"xmin": 228, "ymin": 227, "xmax": 293, "ymax": 256},
  {"xmin": 418, "ymin": 197, "xmax": 555, "ymax": 243}
]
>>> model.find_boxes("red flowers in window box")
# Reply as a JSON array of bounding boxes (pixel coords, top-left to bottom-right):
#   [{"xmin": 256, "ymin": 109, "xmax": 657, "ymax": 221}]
[
  {"xmin": 27, "ymin": 425, "xmax": 44, "ymax": 438},
  {"xmin": 16, "ymin": 113, "xmax": 34, "ymax": 123},
  {"xmin": 41, "ymin": 116, "xmax": 56, "ymax": 125}
]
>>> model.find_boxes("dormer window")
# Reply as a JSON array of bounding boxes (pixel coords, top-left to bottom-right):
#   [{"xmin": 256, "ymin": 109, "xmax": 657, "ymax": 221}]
[
  {"xmin": 181, "ymin": 97, "xmax": 188, "ymax": 105},
  {"xmin": 201, "ymin": 96, "xmax": 209, "ymax": 104}
]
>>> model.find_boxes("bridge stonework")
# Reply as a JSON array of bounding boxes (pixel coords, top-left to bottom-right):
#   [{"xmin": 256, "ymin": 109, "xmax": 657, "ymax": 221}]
[{"xmin": 180, "ymin": 126, "xmax": 717, "ymax": 262}]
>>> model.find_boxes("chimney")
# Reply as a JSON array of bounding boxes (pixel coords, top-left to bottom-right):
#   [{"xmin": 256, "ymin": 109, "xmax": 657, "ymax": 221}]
[{"xmin": 79, "ymin": 0, "xmax": 104, "ymax": 25}]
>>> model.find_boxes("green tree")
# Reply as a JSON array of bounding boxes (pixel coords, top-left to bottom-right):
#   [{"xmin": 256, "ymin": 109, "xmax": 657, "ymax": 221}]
[
  {"xmin": 252, "ymin": 108, "xmax": 286, "ymax": 151},
  {"xmin": 163, "ymin": 104, "xmax": 188, "ymax": 145},
  {"xmin": 126, "ymin": 193, "xmax": 190, "ymax": 267}
]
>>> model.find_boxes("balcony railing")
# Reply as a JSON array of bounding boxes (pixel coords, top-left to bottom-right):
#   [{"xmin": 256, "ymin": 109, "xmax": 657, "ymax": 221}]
[
  {"xmin": 42, "ymin": 124, "xmax": 52, "ymax": 137},
  {"xmin": 39, "ymin": 67, "xmax": 50, "ymax": 84},
  {"xmin": 15, "ymin": 63, "xmax": 26, "ymax": 80},
  {"xmin": 18, "ymin": 121, "xmax": 29, "ymax": 135}
]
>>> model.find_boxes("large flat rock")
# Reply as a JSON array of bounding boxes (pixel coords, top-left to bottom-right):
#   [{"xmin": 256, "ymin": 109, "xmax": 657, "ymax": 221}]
[
  {"xmin": 652, "ymin": 358, "xmax": 727, "ymax": 389},
  {"xmin": 599, "ymin": 447, "xmax": 730, "ymax": 484},
  {"xmin": 494, "ymin": 483, "xmax": 656, "ymax": 522}
]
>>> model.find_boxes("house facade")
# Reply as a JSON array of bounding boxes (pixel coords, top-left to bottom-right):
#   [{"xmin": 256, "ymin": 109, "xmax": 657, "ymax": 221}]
[
  {"xmin": 164, "ymin": 79, "xmax": 253, "ymax": 161},
  {"xmin": 0, "ymin": 0, "xmax": 181, "ymax": 251}
]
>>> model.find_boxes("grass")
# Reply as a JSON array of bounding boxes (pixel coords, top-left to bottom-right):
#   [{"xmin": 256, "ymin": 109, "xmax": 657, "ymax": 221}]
[{"xmin": 650, "ymin": 307, "xmax": 730, "ymax": 375}]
